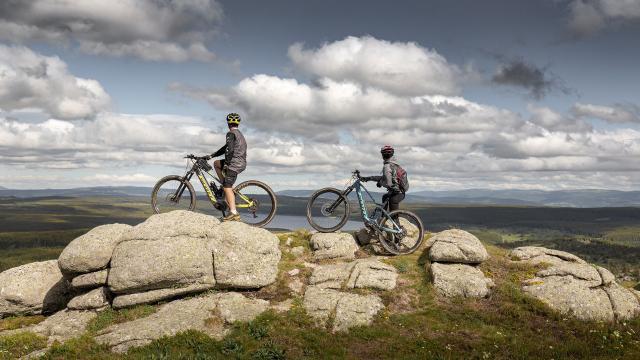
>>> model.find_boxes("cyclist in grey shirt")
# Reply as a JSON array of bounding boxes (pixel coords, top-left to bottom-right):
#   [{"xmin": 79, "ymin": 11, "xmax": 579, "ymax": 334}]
[
  {"xmin": 209, "ymin": 113, "xmax": 247, "ymax": 222},
  {"xmin": 361, "ymin": 145, "xmax": 405, "ymax": 212}
]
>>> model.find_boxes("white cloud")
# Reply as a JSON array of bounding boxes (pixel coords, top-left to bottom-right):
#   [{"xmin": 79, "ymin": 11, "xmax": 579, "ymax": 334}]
[
  {"xmin": 567, "ymin": 0, "xmax": 640, "ymax": 36},
  {"xmin": 0, "ymin": 0, "xmax": 221, "ymax": 62},
  {"xmin": 288, "ymin": 36, "xmax": 463, "ymax": 96},
  {"xmin": 572, "ymin": 102, "xmax": 640, "ymax": 123},
  {"xmin": 0, "ymin": 45, "xmax": 110, "ymax": 119}
]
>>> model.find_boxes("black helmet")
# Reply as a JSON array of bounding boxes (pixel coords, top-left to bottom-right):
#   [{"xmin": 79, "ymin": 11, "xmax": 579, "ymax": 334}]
[{"xmin": 380, "ymin": 145, "xmax": 394, "ymax": 157}]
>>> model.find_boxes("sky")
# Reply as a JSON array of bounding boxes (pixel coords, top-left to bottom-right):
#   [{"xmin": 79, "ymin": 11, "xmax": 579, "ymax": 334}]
[{"xmin": 0, "ymin": 0, "xmax": 639, "ymax": 191}]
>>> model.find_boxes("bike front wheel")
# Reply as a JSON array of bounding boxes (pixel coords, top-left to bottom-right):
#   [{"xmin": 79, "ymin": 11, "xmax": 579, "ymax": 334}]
[
  {"xmin": 151, "ymin": 175, "xmax": 196, "ymax": 214},
  {"xmin": 233, "ymin": 180, "xmax": 277, "ymax": 227},
  {"xmin": 378, "ymin": 210, "xmax": 424, "ymax": 255},
  {"xmin": 306, "ymin": 188, "xmax": 350, "ymax": 232}
]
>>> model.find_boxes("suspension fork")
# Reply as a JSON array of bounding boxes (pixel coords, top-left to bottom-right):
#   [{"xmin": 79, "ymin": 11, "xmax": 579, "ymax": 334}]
[
  {"xmin": 176, "ymin": 170, "xmax": 195, "ymax": 199},
  {"xmin": 327, "ymin": 185, "xmax": 353, "ymax": 212}
]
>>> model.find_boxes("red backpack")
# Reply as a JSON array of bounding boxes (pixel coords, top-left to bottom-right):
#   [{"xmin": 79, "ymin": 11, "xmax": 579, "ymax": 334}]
[{"xmin": 391, "ymin": 163, "xmax": 410, "ymax": 193}]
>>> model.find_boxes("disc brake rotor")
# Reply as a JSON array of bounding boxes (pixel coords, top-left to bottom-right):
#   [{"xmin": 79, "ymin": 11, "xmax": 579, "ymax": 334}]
[{"xmin": 321, "ymin": 203, "xmax": 334, "ymax": 217}]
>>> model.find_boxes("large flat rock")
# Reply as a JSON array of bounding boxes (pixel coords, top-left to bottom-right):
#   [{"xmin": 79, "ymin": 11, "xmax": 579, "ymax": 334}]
[
  {"xmin": 108, "ymin": 236, "xmax": 215, "ymax": 294},
  {"xmin": 512, "ymin": 246, "xmax": 640, "ymax": 322},
  {"xmin": 210, "ymin": 222, "xmax": 281, "ymax": 288},
  {"xmin": 426, "ymin": 229, "xmax": 489, "ymax": 264},
  {"xmin": 303, "ymin": 286, "xmax": 384, "ymax": 332},
  {"xmin": 509, "ymin": 246, "xmax": 586, "ymax": 265},
  {"xmin": 95, "ymin": 292, "xmax": 268, "ymax": 353},
  {"xmin": 429, "ymin": 262, "xmax": 494, "ymax": 298},
  {"xmin": 58, "ymin": 224, "xmax": 132, "ymax": 275},
  {"xmin": 309, "ymin": 259, "xmax": 397, "ymax": 290},
  {"xmin": 310, "ymin": 232, "xmax": 358, "ymax": 261},
  {"xmin": 0, "ymin": 260, "xmax": 70, "ymax": 317}
]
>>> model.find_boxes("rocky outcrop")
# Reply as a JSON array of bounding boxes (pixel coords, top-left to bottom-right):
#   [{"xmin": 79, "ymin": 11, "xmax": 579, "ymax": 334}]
[
  {"xmin": 0, "ymin": 260, "xmax": 70, "ymax": 317},
  {"xmin": 426, "ymin": 229, "xmax": 489, "ymax": 264},
  {"xmin": 509, "ymin": 246, "xmax": 586, "ymax": 265},
  {"xmin": 67, "ymin": 287, "xmax": 110, "ymax": 311},
  {"xmin": 210, "ymin": 222, "xmax": 281, "ymax": 288},
  {"xmin": 511, "ymin": 246, "xmax": 640, "ymax": 322},
  {"xmin": 95, "ymin": 292, "xmax": 268, "ymax": 353},
  {"xmin": 310, "ymin": 232, "xmax": 358, "ymax": 260},
  {"xmin": 303, "ymin": 286, "xmax": 384, "ymax": 332},
  {"xmin": 58, "ymin": 224, "xmax": 131, "ymax": 275},
  {"xmin": 108, "ymin": 236, "xmax": 216, "ymax": 294},
  {"xmin": 108, "ymin": 211, "xmax": 218, "ymax": 296},
  {"xmin": 71, "ymin": 270, "xmax": 109, "ymax": 290},
  {"xmin": 309, "ymin": 259, "xmax": 398, "ymax": 291},
  {"xmin": 423, "ymin": 229, "xmax": 493, "ymax": 298},
  {"xmin": 429, "ymin": 263, "xmax": 494, "ymax": 298},
  {"xmin": 0, "ymin": 309, "xmax": 97, "ymax": 348}
]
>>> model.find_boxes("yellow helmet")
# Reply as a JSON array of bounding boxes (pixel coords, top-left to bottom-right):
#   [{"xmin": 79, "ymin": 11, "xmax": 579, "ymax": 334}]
[{"xmin": 226, "ymin": 113, "xmax": 241, "ymax": 125}]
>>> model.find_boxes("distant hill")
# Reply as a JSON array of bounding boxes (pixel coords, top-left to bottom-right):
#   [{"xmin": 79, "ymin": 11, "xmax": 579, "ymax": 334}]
[
  {"xmin": 0, "ymin": 186, "xmax": 152, "ymax": 198},
  {"xmin": 1, "ymin": 186, "xmax": 639, "ymax": 207},
  {"xmin": 279, "ymin": 188, "xmax": 640, "ymax": 208}
]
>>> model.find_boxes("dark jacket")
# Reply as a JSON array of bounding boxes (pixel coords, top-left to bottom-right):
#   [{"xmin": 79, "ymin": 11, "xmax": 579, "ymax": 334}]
[{"xmin": 211, "ymin": 128, "xmax": 247, "ymax": 173}]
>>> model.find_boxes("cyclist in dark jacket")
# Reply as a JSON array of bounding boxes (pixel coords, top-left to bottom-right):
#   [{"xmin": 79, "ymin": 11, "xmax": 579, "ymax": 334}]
[
  {"xmin": 209, "ymin": 113, "xmax": 247, "ymax": 222},
  {"xmin": 361, "ymin": 145, "xmax": 405, "ymax": 212}
]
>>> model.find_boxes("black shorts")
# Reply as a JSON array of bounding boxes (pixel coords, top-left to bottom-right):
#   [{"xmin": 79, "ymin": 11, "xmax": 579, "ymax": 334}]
[{"xmin": 222, "ymin": 169, "xmax": 238, "ymax": 188}]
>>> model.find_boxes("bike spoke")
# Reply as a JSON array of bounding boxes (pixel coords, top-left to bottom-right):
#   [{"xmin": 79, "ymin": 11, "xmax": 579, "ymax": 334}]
[{"xmin": 307, "ymin": 190, "xmax": 348, "ymax": 231}]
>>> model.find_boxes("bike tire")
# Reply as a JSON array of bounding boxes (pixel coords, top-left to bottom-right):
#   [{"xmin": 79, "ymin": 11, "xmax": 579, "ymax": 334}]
[
  {"xmin": 306, "ymin": 188, "xmax": 350, "ymax": 233},
  {"xmin": 233, "ymin": 180, "xmax": 277, "ymax": 228},
  {"xmin": 151, "ymin": 175, "xmax": 196, "ymax": 214},
  {"xmin": 377, "ymin": 210, "xmax": 424, "ymax": 255}
]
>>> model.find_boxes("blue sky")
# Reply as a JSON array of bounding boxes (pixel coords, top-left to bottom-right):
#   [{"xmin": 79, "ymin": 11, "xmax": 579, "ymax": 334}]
[{"xmin": 0, "ymin": 0, "xmax": 639, "ymax": 190}]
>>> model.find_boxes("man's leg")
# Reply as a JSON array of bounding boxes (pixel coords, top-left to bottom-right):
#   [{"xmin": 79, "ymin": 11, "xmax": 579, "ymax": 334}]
[
  {"xmin": 222, "ymin": 170, "xmax": 240, "ymax": 221},
  {"xmin": 214, "ymin": 160, "xmax": 224, "ymax": 182}
]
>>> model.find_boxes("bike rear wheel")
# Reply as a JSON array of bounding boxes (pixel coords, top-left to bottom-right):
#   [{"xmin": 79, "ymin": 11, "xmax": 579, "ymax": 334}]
[
  {"xmin": 151, "ymin": 175, "xmax": 196, "ymax": 214},
  {"xmin": 306, "ymin": 188, "xmax": 350, "ymax": 232},
  {"xmin": 377, "ymin": 210, "xmax": 424, "ymax": 255},
  {"xmin": 233, "ymin": 180, "xmax": 277, "ymax": 227}
]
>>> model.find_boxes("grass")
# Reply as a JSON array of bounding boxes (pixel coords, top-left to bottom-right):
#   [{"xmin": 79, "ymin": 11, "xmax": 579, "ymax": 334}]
[
  {"xmin": 0, "ymin": 332, "xmax": 47, "ymax": 360},
  {"xmin": 86, "ymin": 305, "xmax": 157, "ymax": 333},
  {"xmin": 0, "ymin": 315, "xmax": 45, "ymax": 332},
  {"xmin": 0, "ymin": 247, "xmax": 64, "ymax": 272}
]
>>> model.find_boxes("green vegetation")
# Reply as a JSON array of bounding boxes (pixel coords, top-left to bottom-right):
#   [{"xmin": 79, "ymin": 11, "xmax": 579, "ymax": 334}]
[
  {"xmin": 0, "ymin": 315, "xmax": 45, "ymax": 332},
  {"xmin": 87, "ymin": 305, "xmax": 157, "ymax": 333},
  {"xmin": 0, "ymin": 332, "xmax": 47, "ymax": 359},
  {"xmin": 0, "ymin": 247, "xmax": 64, "ymax": 272}
]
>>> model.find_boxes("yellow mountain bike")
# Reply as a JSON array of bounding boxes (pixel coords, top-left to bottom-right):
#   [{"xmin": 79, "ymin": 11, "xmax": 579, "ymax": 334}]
[{"xmin": 151, "ymin": 154, "xmax": 277, "ymax": 227}]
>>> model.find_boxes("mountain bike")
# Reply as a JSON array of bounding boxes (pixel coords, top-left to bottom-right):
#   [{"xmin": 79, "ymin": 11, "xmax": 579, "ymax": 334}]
[
  {"xmin": 151, "ymin": 154, "xmax": 277, "ymax": 227},
  {"xmin": 306, "ymin": 170, "xmax": 424, "ymax": 255}
]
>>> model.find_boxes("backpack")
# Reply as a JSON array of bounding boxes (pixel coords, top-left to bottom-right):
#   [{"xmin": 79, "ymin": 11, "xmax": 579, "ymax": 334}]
[{"xmin": 391, "ymin": 163, "xmax": 410, "ymax": 193}]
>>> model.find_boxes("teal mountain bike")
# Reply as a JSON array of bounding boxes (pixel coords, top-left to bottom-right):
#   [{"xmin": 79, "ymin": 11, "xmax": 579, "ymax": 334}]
[{"xmin": 306, "ymin": 170, "xmax": 425, "ymax": 255}]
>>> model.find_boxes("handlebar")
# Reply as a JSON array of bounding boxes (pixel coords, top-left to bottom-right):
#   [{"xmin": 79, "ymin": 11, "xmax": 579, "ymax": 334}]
[{"xmin": 184, "ymin": 154, "xmax": 209, "ymax": 160}]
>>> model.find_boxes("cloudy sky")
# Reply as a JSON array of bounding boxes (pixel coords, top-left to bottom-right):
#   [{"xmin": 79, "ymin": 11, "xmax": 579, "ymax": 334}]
[{"xmin": 0, "ymin": 0, "xmax": 639, "ymax": 191}]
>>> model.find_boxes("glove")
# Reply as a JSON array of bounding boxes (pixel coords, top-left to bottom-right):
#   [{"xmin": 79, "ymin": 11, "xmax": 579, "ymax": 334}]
[{"xmin": 376, "ymin": 180, "xmax": 382, "ymax": 188}]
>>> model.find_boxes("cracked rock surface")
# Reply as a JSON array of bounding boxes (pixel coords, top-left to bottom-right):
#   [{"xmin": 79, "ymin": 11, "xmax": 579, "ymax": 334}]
[
  {"xmin": 310, "ymin": 232, "xmax": 358, "ymax": 260},
  {"xmin": 511, "ymin": 246, "xmax": 640, "ymax": 322},
  {"xmin": 426, "ymin": 229, "xmax": 489, "ymax": 264},
  {"xmin": 309, "ymin": 258, "xmax": 398, "ymax": 291},
  {"xmin": 303, "ymin": 286, "xmax": 384, "ymax": 332},
  {"xmin": 95, "ymin": 292, "xmax": 268, "ymax": 353},
  {"xmin": 0, "ymin": 260, "xmax": 70, "ymax": 317},
  {"xmin": 424, "ymin": 229, "xmax": 493, "ymax": 298}
]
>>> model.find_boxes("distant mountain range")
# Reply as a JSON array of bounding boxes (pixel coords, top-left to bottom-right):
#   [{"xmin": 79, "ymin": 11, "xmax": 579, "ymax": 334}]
[
  {"xmin": 278, "ymin": 189, "xmax": 640, "ymax": 208},
  {"xmin": 1, "ymin": 186, "xmax": 639, "ymax": 208}
]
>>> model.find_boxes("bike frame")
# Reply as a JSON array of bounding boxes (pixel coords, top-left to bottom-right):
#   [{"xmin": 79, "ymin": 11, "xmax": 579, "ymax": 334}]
[
  {"xmin": 337, "ymin": 178, "xmax": 402, "ymax": 234},
  {"xmin": 176, "ymin": 160, "xmax": 255, "ymax": 209}
]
